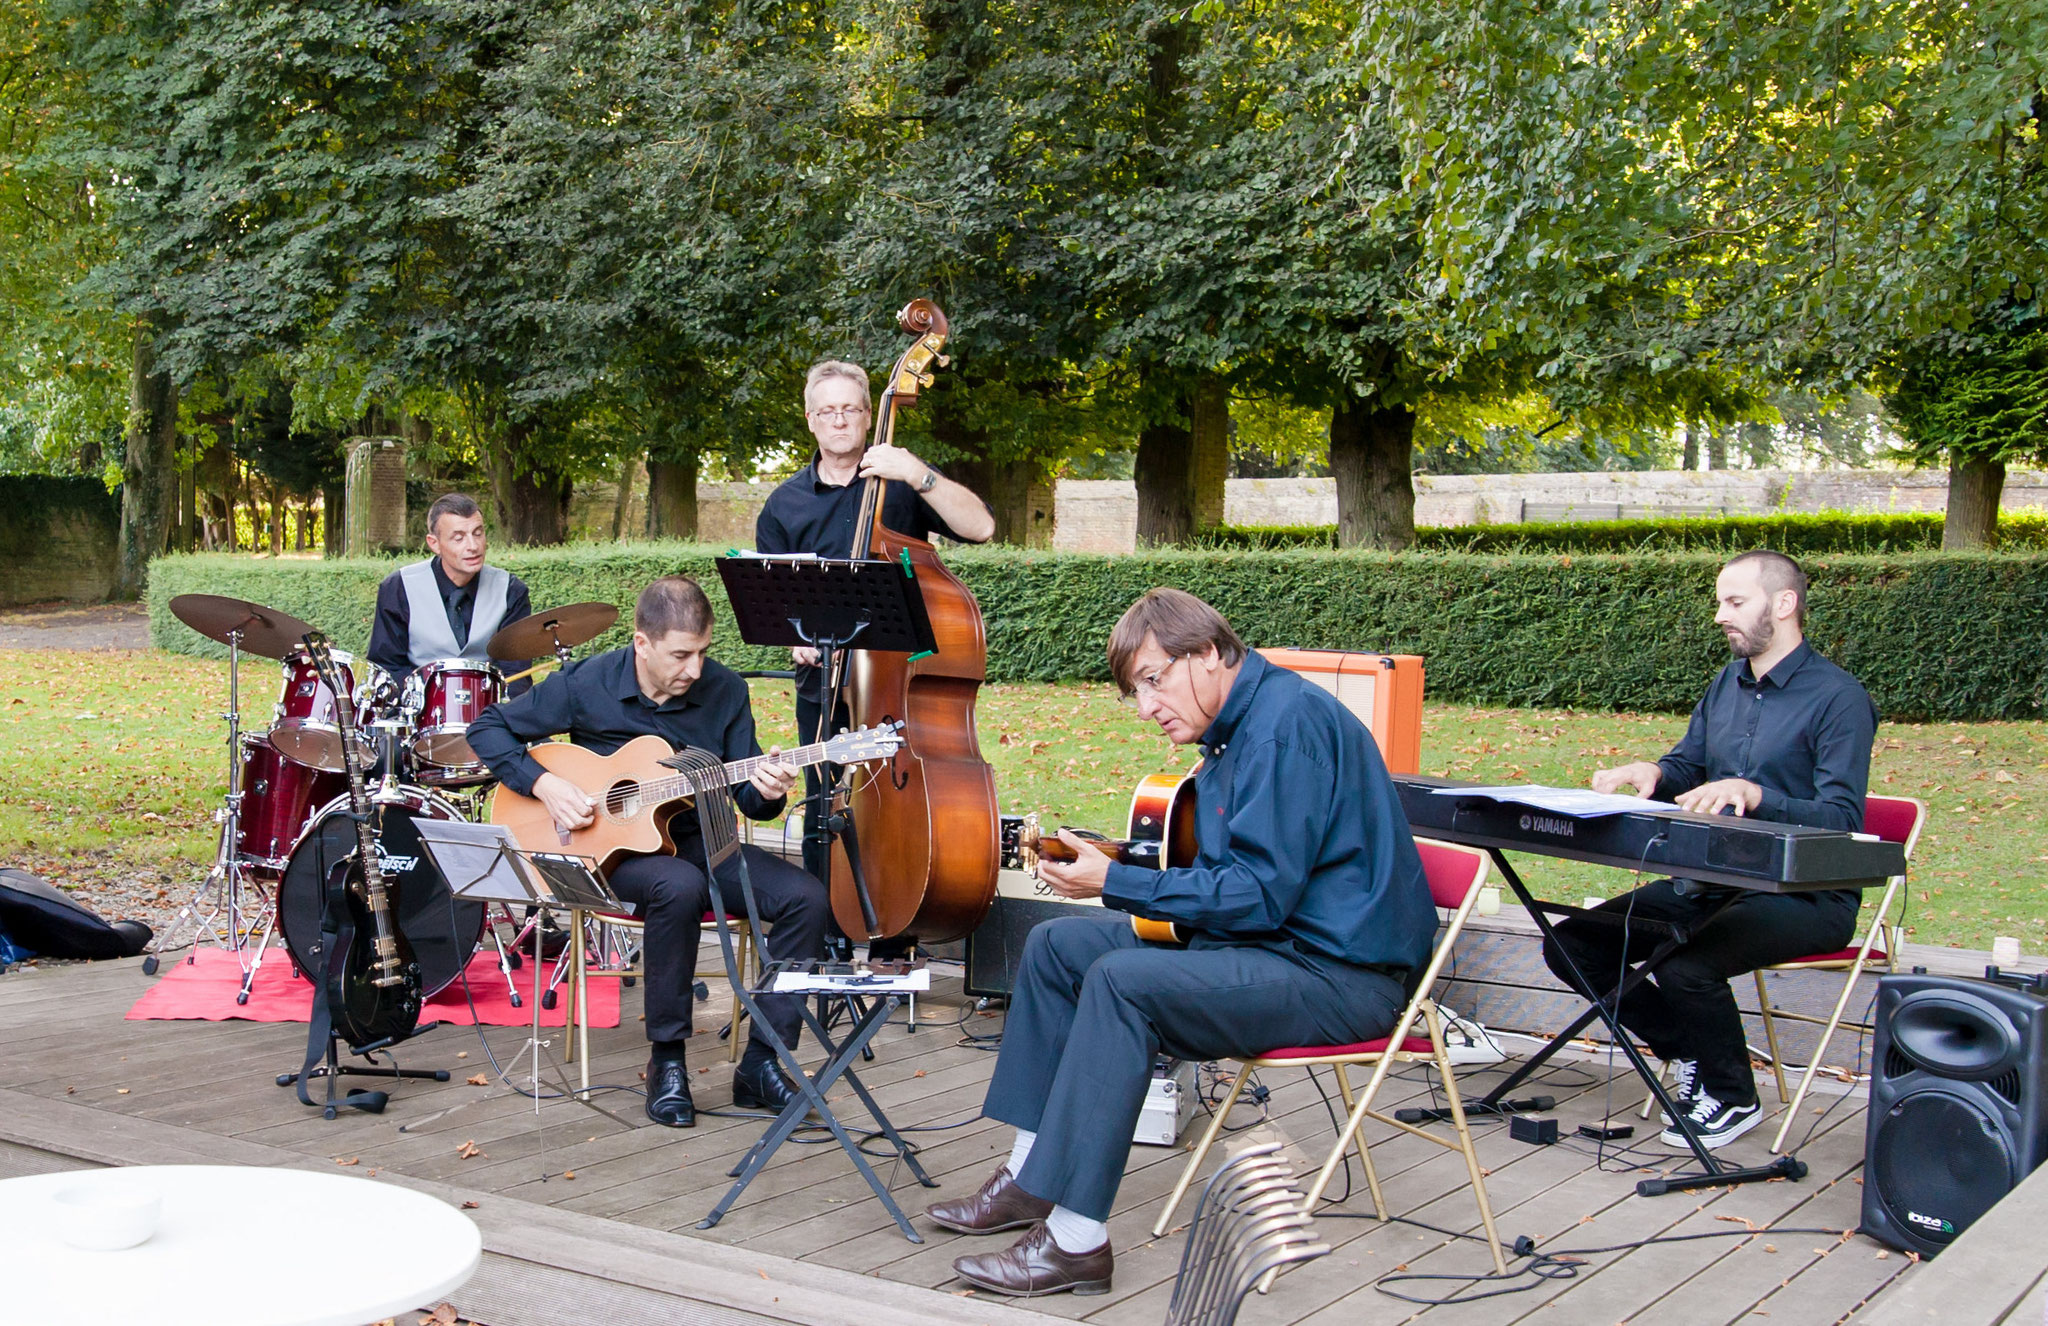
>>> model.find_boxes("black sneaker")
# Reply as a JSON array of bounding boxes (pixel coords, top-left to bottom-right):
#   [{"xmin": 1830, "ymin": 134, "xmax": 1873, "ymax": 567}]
[
  {"xmin": 1660, "ymin": 1091, "xmax": 1762, "ymax": 1150},
  {"xmin": 1655, "ymin": 1058, "xmax": 1700, "ymax": 1126}
]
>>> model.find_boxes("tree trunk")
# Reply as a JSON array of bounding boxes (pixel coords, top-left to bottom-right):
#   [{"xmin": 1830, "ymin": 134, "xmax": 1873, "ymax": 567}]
[
  {"xmin": 488, "ymin": 428, "xmax": 571, "ymax": 546},
  {"xmin": 294, "ymin": 500, "xmax": 312, "ymax": 551},
  {"xmin": 1707, "ymin": 426, "xmax": 1727, "ymax": 470},
  {"xmin": 321, "ymin": 481, "xmax": 345, "ymax": 557},
  {"xmin": 1329, "ymin": 397, "xmax": 1417, "ymax": 551},
  {"xmin": 1135, "ymin": 389, "xmax": 1196, "ymax": 546},
  {"xmin": 1190, "ymin": 374, "xmax": 1229, "ymax": 531},
  {"xmin": 611, "ymin": 457, "xmax": 639, "ymax": 541},
  {"xmin": 115, "ymin": 326, "xmax": 179, "ymax": 598},
  {"xmin": 1682, "ymin": 421, "xmax": 1701, "ymax": 471},
  {"xmin": 265, "ymin": 474, "xmax": 286, "ymax": 556},
  {"xmin": 1942, "ymin": 452, "xmax": 2005, "ymax": 549},
  {"xmin": 645, "ymin": 450, "xmax": 699, "ymax": 540}
]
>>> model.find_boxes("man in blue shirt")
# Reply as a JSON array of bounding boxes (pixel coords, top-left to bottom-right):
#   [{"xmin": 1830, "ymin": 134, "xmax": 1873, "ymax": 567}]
[
  {"xmin": 1543, "ymin": 549, "xmax": 1879, "ymax": 1151},
  {"xmin": 927, "ymin": 589, "xmax": 1438, "ymax": 1297}
]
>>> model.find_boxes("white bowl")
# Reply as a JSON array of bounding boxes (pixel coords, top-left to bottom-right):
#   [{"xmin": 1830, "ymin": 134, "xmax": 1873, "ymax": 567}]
[{"xmin": 53, "ymin": 1181, "xmax": 162, "ymax": 1251}]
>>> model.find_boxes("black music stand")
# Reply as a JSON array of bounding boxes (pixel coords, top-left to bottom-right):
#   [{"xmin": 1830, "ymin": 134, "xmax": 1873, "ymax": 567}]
[
  {"xmin": 665, "ymin": 747, "xmax": 937, "ymax": 1241},
  {"xmin": 714, "ymin": 555, "xmax": 934, "ymax": 939}
]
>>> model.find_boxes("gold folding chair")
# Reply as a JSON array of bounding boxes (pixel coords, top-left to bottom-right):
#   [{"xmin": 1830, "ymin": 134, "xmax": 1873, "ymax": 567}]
[
  {"xmin": 1757, "ymin": 793, "xmax": 1925, "ymax": 1153},
  {"xmin": 1152, "ymin": 838, "xmax": 1507, "ymax": 1275}
]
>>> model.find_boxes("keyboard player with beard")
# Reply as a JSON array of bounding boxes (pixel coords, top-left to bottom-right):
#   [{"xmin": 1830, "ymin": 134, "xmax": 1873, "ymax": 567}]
[{"xmin": 1542, "ymin": 549, "xmax": 1878, "ymax": 1151}]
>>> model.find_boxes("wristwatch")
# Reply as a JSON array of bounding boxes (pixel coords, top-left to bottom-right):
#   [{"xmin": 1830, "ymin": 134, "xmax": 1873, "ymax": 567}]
[{"xmin": 917, "ymin": 468, "xmax": 939, "ymax": 495}]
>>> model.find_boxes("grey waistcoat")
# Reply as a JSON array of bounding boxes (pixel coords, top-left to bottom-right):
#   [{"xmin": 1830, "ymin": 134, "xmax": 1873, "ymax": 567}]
[{"xmin": 397, "ymin": 559, "xmax": 510, "ymax": 668}]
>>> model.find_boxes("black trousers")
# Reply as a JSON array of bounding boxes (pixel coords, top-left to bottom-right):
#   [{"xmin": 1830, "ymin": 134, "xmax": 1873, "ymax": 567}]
[
  {"xmin": 1541, "ymin": 880, "xmax": 1860, "ymax": 1105},
  {"xmin": 606, "ymin": 843, "xmax": 831, "ymax": 1055},
  {"xmin": 985, "ymin": 913, "xmax": 1406, "ymax": 1221}
]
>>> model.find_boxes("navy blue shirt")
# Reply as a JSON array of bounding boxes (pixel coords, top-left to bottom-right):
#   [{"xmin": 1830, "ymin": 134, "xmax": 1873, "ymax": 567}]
[
  {"xmin": 1656, "ymin": 641, "xmax": 1877, "ymax": 833},
  {"xmin": 1102, "ymin": 651, "xmax": 1438, "ymax": 976},
  {"xmin": 467, "ymin": 647, "xmax": 786, "ymax": 834}
]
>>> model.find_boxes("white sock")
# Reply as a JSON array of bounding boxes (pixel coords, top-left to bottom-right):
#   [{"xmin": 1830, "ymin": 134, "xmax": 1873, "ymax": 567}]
[
  {"xmin": 1045, "ymin": 1205, "xmax": 1109, "ymax": 1254},
  {"xmin": 1007, "ymin": 1129, "xmax": 1036, "ymax": 1176}
]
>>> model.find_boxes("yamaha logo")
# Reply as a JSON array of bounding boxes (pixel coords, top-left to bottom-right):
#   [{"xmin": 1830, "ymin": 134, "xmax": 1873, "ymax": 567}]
[
  {"xmin": 1906, "ymin": 1210, "xmax": 1954, "ymax": 1234},
  {"xmin": 1518, "ymin": 813, "xmax": 1575, "ymax": 838}
]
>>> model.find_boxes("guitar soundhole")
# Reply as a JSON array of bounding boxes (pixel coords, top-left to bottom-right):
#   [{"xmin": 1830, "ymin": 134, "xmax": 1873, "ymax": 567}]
[{"xmin": 610, "ymin": 779, "xmax": 639, "ymax": 819}]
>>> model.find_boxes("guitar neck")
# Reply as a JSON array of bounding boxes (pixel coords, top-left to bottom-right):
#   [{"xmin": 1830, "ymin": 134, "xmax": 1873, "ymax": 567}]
[{"xmin": 637, "ymin": 738, "xmax": 845, "ymax": 807}]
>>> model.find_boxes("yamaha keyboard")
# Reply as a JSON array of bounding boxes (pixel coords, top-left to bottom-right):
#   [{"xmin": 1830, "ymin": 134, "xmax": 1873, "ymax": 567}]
[{"xmin": 1394, "ymin": 775, "xmax": 1906, "ymax": 893}]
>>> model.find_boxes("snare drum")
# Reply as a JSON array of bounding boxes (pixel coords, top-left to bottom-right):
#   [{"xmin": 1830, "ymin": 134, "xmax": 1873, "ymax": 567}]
[
  {"xmin": 267, "ymin": 647, "xmax": 355, "ymax": 772},
  {"xmin": 410, "ymin": 659, "xmax": 501, "ymax": 785},
  {"xmin": 233, "ymin": 733, "xmax": 346, "ymax": 875}
]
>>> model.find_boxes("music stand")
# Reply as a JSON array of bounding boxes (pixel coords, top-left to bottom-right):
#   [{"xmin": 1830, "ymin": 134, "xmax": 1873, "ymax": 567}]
[
  {"xmin": 664, "ymin": 747, "xmax": 937, "ymax": 1243},
  {"xmin": 415, "ymin": 822, "xmax": 633, "ymax": 1158},
  {"xmin": 714, "ymin": 555, "xmax": 934, "ymax": 939}
]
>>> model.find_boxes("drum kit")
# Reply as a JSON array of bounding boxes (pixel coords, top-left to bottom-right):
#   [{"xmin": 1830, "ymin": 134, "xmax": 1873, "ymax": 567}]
[{"xmin": 152, "ymin": 594, "xmax": 620, "ymax": 1006}]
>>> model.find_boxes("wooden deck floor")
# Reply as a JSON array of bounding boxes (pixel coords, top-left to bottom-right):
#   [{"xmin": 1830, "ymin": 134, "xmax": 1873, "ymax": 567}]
[{"xmin": 0, "ymin": 945, "xmax": 1928, "ymax": 1326}]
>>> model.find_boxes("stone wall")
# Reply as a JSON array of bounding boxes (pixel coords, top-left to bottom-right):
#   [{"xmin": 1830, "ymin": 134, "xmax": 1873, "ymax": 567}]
[
  {"xmin": 1058, "ymin": 469, "xmax": 2048, "ymax": 553},
  {"xmin": 0, "ymin": 476, "xmax": 120, "ymax": 606}
]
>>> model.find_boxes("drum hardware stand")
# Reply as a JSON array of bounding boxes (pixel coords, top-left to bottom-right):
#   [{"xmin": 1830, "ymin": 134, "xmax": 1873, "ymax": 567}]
[{"xmin": 148, "ymin": 623, "xmax": 275, "ymax": 983}]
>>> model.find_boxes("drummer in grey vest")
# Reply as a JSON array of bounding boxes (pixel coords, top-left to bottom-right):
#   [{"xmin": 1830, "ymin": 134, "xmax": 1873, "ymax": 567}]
[{"xmin": 368, "ymin": 492, "xmax": 533, "ymax": 689}]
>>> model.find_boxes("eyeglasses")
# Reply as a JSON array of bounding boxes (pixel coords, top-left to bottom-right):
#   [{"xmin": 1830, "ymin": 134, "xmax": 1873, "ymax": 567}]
[
  {"xmin": 809, "ymin": 405, "xmax": 870, "ymax": 421},
  {"xmin": 1118, "ymin": 655, "xmax": 1184, "ymax": 706}
]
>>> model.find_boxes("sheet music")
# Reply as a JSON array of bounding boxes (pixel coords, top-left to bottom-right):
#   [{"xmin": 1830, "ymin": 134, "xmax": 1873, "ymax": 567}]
[
  {"xmin": 771, "ymin": 968, "xmax": 932, "ymax": 994},
  {"xmin": 1433, "ymin": 784, "xmax": 1675, "ymax": 818}
]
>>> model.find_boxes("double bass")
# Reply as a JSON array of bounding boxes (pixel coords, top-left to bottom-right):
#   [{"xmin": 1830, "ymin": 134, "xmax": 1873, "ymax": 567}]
[{"xmin": 825, "ymin": 300, "xmax": 1000, "ymax": 945}]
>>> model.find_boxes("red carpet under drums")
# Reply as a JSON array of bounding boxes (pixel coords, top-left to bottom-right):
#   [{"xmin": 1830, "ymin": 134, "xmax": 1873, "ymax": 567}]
[{"xmin": 126, "ymin": 947, "xmax": 621, "ymax": 1028}]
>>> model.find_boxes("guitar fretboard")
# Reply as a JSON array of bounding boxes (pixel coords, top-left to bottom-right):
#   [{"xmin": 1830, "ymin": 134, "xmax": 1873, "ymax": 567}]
[{"xmin": 601, "ymin": 737, "xmax": 860, "ymax": 818}]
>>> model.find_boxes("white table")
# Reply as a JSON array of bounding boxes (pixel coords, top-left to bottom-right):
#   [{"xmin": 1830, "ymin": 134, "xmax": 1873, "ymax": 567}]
[{"xmin": 0, "ymin": 1165, "xmax": 482, "ymax": 1326}]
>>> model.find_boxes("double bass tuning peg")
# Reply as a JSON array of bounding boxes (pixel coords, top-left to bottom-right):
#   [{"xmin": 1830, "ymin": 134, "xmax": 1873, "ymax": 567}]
[
  {"xmin": 935, "ymin": 353, "xmax": 950, "ymax": 368},
  {"xmin": 915, "ymin": 371, "xmax": 936, "ymax": 388}
]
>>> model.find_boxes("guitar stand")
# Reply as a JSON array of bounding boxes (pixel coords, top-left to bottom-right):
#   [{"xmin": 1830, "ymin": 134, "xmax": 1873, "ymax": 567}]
[
  {"xmin": 276, "ymin": 1024, "xmax": 450, "ymax": 1120},
  {"xmin": 1396, "ymin": 850, "xmax": 1808, "ymax": 1197}
]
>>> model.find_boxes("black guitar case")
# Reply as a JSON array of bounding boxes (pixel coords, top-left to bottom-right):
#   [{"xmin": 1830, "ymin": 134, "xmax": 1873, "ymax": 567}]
[{"xmin": 0, "ymin": 868, "xmax": 153, "ymax": 960}]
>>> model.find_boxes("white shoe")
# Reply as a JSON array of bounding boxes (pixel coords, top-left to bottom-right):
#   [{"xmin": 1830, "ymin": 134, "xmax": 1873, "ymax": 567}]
[{"xmin": 1660, "ymin": 1091, "xmax": 1762, "ymax": 1150}]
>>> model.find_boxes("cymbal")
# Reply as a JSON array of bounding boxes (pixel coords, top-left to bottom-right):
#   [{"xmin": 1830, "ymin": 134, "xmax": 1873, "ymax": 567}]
[
  {"xmin": 487, "ymin": 602, "xmax": 620, "ymax": 661},
  {"xmin": 167, "ymin": 594, "xmax": 320, "ymax": 660}
]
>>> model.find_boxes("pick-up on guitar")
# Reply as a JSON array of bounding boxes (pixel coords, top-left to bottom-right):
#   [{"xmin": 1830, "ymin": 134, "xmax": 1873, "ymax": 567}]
[
  {"xmin": 488, "ymin": 725, "xmax": 906, "ymax": 874},
  {"xmin": 1016, "ymin": 771, "xmax": 1197, "ymax": 944}
]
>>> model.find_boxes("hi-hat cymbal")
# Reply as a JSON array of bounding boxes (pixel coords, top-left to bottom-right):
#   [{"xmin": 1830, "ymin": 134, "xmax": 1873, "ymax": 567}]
[
  {"xmin": 168, "ymin": 594, "xmax": 320, "ymax": 660},
  {"xmin": 486, "ymin": 602, "xmax": 620, "ymax": 661}
]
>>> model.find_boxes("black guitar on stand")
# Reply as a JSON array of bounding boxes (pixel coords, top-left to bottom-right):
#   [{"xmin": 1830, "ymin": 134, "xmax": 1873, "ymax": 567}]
[{"xmin": 278, "ymin": 631, "xmax": 447, "ymax": 1118}]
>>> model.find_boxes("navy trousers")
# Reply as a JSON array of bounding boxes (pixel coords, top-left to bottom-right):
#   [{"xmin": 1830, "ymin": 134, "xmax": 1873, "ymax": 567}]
[{"xmin": 986, "ymin": 913, "xmax": 1406, "ymax": 1221}]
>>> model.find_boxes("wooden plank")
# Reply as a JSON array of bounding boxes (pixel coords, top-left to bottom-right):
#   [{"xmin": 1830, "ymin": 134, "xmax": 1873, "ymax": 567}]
[{"xmin": 1852, "ymin": 1160, "xmax": 2048, "ymax": 1326}]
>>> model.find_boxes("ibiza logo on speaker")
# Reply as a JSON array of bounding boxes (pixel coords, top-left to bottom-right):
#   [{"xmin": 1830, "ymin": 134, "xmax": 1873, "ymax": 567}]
[{"xmin": 1905, "ymin": 1210, "xmax": 1956, "ymax": 1236}]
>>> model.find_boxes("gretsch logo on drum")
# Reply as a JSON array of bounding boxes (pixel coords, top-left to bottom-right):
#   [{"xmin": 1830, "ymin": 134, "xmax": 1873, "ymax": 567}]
[
  {"xmin": 1518, "ymin": 813, "xmax": 1575, "ymax": 838},
  {"xmin": 374, "ymin": 845, "xmax": 421, "ymax": 874}
]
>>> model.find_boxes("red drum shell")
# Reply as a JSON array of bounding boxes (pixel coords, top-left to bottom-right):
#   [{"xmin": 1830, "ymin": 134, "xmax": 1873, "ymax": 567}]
[
  {"xmin": 234, "ymin": 734, "xmax": 346, "ymax": 874},
  {"xmin": 268, "ymin": 648, "xmax": 356, "ymax": 772},
  {"xmin": 411, "ymin": 659, "xmax": 501, "ymax": 784},
  {"xmin": 276, "ymin": 786, "xmax": 486, "ymax": 999}
]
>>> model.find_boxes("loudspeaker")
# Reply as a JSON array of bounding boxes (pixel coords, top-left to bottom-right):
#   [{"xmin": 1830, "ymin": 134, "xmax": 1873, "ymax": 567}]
[
  {"xmin": 1861, "ymin": 972, "xmax": 2048, "ymax": 1256},
  {"xmin": 965, "ymin": 897, "xmax": 1084, "ymax": 997}
]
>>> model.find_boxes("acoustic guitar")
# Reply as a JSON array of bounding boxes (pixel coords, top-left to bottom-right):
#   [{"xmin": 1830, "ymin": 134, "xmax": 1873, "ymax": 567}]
[
  {"xmin": 1017, "ymin": 772, "xmax": 1198, "ymax": 944},
  {"xmin": 488, "ymin": 726, "xmax": 904, "ymax": 874}
]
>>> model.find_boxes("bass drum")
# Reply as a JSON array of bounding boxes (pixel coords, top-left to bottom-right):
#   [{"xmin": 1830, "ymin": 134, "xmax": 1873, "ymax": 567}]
[{"xmin": 277, "ymin": 787, "xmax": 485, "ymax": 999}]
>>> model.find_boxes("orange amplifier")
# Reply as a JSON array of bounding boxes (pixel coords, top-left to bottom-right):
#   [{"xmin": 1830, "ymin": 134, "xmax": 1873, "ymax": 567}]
[{"xmin": 1257, "ymin": 648, "xmax": 1425, "ymax": 775}]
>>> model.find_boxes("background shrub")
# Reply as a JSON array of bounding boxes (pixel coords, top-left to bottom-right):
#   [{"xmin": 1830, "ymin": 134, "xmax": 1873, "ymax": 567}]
[
  {"xmin": 149, "ymin": 545, "xmax": 2048, "ymax": 720},
  {"xmin": 1196, "ymin": 510, "xmax": 2048, "ymax": 554}
]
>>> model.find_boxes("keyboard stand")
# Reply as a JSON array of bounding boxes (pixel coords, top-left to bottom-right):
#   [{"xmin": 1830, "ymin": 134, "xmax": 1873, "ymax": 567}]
[{"xmin": 1397, "ymin": 850, "xmax": 1809, "ymax": 1197}]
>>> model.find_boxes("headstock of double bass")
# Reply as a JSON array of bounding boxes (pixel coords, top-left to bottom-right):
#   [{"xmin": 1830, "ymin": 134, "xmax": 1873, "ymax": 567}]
[{"xmin": 869, "ymin": 299, "xmax": 951, "ymax": 449}]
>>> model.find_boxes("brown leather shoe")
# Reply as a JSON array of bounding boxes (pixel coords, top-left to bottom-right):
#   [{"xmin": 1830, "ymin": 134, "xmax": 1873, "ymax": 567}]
[
  {"xmin": 953, "ymin": 1222, "xmax": 1113, "ymax": 1297},
  {"xmin": 925, "ymin": 1166, "xmax": 1054, "ymax": 1235}
]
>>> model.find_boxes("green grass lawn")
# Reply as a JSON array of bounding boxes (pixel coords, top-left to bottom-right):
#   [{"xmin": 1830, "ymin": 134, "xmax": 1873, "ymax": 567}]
[{"xmin": 3, "ymin": 649, "xmax": 2043, "ymax": 952}]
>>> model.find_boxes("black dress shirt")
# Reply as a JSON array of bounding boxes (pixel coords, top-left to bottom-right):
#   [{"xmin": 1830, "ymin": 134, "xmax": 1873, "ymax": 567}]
[
  {"xmin": 366, "ymin": 558, "xmax": 533, "ymax": 677},
  {"xmin": 754, "ymin": 455, "xmax": 990, "ymax": 700},
  {"xmin": 1656, "ymin": 641, "xmax": 1878, "ymax": 832},
  {"xmin": 1101, "ymin": 650, "xmax": 1439, "ymax": 976},
  {"xmin": 466, "ymin": 647, "xmax": 786, "ymax": 841}
]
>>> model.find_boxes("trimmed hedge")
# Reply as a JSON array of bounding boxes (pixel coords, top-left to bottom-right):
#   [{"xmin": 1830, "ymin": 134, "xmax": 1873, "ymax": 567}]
[
  {"xmin": 1198, "ymin": 510, "xmax": 2048, "ymax": 554},
  {"xmin": 149, "ymin": 545, "xmax": 2048, "ymax": 720}
]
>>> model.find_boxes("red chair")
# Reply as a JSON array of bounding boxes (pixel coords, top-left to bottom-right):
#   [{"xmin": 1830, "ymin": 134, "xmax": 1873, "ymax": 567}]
[
  {"xmin": 1151, "ymin": 839, "xmax": 1506, "ymax": 1275},
  {"xmin": 1758, "ymin": 794, "xmax": 1925, "ymax": 1153}
]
